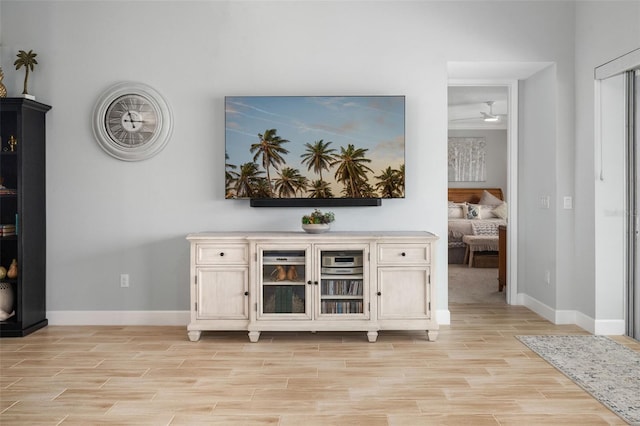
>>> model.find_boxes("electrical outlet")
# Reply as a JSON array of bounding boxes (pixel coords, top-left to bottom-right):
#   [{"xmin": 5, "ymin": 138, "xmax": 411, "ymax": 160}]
[
  {"xmin": 120, "ymin": 274, "xmax": 130, "ymax": 288},
  {"xmin": 545, "ymin": 270, "xmax": 551, "ymax": 285}
]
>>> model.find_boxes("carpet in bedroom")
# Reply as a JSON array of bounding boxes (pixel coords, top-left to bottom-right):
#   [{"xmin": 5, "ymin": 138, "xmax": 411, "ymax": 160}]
[{"xmin": 448, "ymin": 264, "xmax": 506, "ymax": 304}]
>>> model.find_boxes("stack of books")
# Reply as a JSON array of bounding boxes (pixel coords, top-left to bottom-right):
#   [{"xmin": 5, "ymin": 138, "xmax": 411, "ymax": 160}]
[
  {"xmin": 0, "ymin": 188, "xmax": 16, "ymax": 195},
  {"xmin": 0, "ymin": 224, "xmax": 16, "ymax": 237},
  {"xmin": 274, "ymin": 286, "xmax": 293, "ymax": 313}
]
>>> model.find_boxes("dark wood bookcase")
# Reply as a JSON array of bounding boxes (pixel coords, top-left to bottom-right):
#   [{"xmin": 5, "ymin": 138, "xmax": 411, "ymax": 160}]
[{"xmin": 0, "ymin": 98, "xmax": 51, "ymax": 337}]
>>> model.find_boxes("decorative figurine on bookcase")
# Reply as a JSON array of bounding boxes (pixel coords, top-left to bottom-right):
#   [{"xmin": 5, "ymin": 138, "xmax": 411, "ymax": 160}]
[
  {"xmin": 8, "ymin": 135, "xmax": 17, "ymax": 152},
  {"xmin": 0, "ymin": 67, "xmax": 7, "ymax": 98},
  {"xmin": 286, "ymin": 265, "xmax": 298, "ymax": 281},
  {"xmin": 7, "ymin": 259, "xmax": 18, "ymax": 279},
  {"xmin": 271, "ymin": 265, "xmax": 286, "ymax": 281},
  {"xmin": 14, "ymin": 49, "xmax": 38, "ymax": 100}
]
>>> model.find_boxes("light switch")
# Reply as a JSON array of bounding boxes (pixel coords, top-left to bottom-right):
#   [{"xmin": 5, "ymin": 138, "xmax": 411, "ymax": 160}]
[
  {"xmin": 563, "ymin": 196, "xmax": 573, "ymax": 209},
  {"xmin": 540, "ymin": 196, "xmax": 550, "ymax": 209}
]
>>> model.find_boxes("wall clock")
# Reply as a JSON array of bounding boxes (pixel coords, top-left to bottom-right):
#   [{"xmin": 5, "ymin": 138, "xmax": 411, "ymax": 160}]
[{"xmin": 92, "ymin": 82, "xmax": 173, "ymax": 161}]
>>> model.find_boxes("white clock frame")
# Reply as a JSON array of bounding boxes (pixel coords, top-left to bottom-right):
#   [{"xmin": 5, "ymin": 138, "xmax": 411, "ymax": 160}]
[{"xmin": 92, "ymin": 81, "xmax": 173, "ymax": 161}]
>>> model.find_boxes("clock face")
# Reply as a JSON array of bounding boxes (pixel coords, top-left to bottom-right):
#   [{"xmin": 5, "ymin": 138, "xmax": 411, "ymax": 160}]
[
  {"xmin": 92, "ymin": 82, "xmax": 173, "ymax": 161},
  {"xmin": 105, "ymin": 94, "xmax": 159, "ymax": 148}
]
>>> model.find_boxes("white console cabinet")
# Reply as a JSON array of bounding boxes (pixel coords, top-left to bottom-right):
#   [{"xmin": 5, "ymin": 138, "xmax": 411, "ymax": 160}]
[{"xmin": 187, "ymin": 232, "xmax": 438, "ymax": 342}]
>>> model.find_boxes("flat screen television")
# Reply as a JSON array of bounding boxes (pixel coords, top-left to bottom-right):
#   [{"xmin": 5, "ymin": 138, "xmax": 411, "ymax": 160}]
[{"xmin": 225, "ymin": 95, "xmax": 405, "ymax": 207}]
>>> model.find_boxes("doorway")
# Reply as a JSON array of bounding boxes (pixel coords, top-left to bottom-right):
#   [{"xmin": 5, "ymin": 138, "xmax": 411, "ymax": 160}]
[{"xmin": 447, "ymin": 84, "xmax": 510, "ymax": 305}]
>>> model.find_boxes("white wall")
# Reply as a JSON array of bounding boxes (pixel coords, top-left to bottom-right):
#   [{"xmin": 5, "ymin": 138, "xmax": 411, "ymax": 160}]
[
  {"xmin": 448, "ymin": 129, "xmax": 508, "ymax": 195},
  {"xmin": 518, "ymin": 65, "xmax": 558, "ymax": 308},
  {"xmin": 0, "ymin": 0, "xmax": 636, "ymax": 327}
]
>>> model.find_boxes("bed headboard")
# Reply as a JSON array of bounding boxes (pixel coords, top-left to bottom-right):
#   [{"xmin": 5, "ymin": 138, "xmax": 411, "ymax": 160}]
[{"xmin": 448, "ymin": 188, "xmax": 504, "ymax": 204}]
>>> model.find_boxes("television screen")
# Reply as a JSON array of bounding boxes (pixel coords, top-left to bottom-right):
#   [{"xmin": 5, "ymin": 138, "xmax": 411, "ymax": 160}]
[{"xmin": 225, "ymin": 96, "xmax": 405, "ymax": 206}]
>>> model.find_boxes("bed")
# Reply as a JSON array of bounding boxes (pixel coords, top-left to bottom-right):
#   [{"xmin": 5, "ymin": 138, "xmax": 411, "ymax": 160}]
[{"xmin": 448, "ymin": 188, "xmax": 507, "ymax": 264}]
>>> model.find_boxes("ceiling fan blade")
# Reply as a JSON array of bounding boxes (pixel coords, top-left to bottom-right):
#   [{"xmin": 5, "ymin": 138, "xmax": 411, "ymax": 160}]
[{"xmin": 449, "ymin": 116, "xmax": 483, "ymax": 122}]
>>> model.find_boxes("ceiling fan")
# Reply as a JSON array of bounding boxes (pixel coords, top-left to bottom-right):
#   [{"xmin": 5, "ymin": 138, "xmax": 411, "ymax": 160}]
[
  {"xmin": 449, "ymin": 100, "xmax": 504, "ymax": 123},
  {"xmin": 480, "ymin": 101, "xmax": 499, "ymax": 122}
]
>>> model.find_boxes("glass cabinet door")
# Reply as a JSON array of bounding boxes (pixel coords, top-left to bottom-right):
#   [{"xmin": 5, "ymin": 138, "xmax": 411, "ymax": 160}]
[
  {"xmin": 258, "ymin": 246, "xmax": 311, "ymax": 319},
  {"xmin": 317, "ymin": 247, "xmax": 369, "ymax": 319}
]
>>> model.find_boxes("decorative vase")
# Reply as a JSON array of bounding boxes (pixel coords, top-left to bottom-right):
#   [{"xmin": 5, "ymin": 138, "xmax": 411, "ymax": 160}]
[
  {"xmin": 302, "ymin": 223, "xmax": 331, "ymax": 234},
  {"xmin": 0, "ymin": 67, "xmax": 7, "ymax": 98},
  {"xmin": 0, "ymin": 282, "xmax": 14, "ymax": 317}
]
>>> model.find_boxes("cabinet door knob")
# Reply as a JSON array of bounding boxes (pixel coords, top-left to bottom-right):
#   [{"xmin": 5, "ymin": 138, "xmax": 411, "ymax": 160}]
[
  {"xmin": 244, "ymin": 291, "xmax": 249, "ymax": 296},
  {"xmin": 307, "ymin": 280, "xmax": 312, "ymax": 285},
  {"xmin": 377, "ymin": 291, "xmax": 382, "ymax": 296},
  {"xmin": 401, "ymin": 252, "xmax": 406, "ymax": 257},
  {"xmin": 314, "ymin": 281, "xmax": 319, "ymax": 285},
  {"xmin": 219, "ymin": 252, "xmax": 225, "ymax": 257}
]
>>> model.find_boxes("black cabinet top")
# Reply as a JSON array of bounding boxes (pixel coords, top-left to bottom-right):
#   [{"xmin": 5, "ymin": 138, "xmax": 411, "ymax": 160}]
[{"xmin": 1, "ymin": 97, "xmax": 51, "ymax": 113}]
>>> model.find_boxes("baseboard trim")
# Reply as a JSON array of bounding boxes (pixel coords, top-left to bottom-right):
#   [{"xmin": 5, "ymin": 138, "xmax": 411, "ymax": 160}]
[
  {"xmin": 47, "ymin": 310, "xmax": 190, "ymax": 326},
  {"xmin": 437, "ymin": 309, "xmax": 451, "ymax": 325},
  {"xmin": 518, "ymin": 294, "xmax": 625, "ymax": 335},
  {"xmin": 517, "ymin": 293, "xmax": 556, "ymax": 323},
  {"xmin": 48, "ymin": 304, "xmax": 624, "ymax": 334},
  {"xmin": 592, "ymin": 318, "xmax": 626, "ymax": 335}
]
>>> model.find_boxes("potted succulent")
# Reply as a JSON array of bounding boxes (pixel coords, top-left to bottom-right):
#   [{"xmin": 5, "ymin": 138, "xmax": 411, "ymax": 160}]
[{"xmin": 301, "ymin": 209, "xmax": 335, "ymax": 233}]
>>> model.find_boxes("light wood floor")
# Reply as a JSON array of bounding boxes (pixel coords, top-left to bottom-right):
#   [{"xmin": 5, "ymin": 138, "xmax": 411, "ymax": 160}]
[{"xmin": 1, "ymin": 304, "xmax": 639, "ymax": 425}]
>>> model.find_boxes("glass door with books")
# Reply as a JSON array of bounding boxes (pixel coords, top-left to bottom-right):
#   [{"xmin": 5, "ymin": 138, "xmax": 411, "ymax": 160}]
[
  {"xmin": 258, "ymin": 246, "xmax": 311, "ymax": 320},
  {"xmin": 316, "ymin": 246, "xmax": 369, "ymax": 320}
]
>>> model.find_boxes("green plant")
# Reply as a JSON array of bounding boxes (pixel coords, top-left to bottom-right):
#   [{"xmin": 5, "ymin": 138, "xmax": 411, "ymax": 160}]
[{"xmin": 301, "ymin": 209, "xmax": 335, "ymax": 224}]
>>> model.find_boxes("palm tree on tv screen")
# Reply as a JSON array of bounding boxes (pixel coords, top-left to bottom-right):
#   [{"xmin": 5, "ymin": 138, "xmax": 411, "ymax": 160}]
[
  {"xmin": 274, "ymin": 167, "xmax": 308, "ymax": 198},
  {"xmin": 375, "ymin": 166, "xmax": 404, "ymax": 198},
  {"xmin": 300, "ymin": 139, "xmax": 336, "ymax": 182},
  {"xmin": 331, "ymin": 144, "xmax": 374, "ymax": 198},
  {"xmin": 250, "ymin": 129, "xmax": 289, "ymax": 197},
  {"xmin": 225, "ymin": 151, "xmax": 238, "ymax": 197},
  {"xmin": 235, "ymin": 162, "xmax": 264, "ymax": 198},
  {"xmin": 397, "ymin": 164, "xmax": 405, "ymax": 195},
  {"xmin": 308, "ymin": 179, "xmax": 334, "ymax": 199}
]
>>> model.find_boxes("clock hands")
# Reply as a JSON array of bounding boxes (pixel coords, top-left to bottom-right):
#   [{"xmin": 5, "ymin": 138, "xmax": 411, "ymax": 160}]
[{"xmin": 124, "ymin": 111, "xmax": 144, "ymax": 129}]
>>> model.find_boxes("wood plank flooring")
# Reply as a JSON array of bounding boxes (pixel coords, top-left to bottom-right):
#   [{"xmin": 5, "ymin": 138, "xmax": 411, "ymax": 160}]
[{"xmin": 1, "ymin": 304, "xmax": 639, "ymax": 425}]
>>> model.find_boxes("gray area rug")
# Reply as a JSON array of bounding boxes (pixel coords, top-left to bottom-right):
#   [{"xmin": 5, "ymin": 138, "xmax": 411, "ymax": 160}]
[{"xmin": 517, "ymin": 335, "xmax": 640, "ymax": 424}]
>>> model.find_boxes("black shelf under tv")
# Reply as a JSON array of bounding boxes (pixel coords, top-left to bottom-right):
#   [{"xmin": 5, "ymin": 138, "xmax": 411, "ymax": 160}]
[
  {"xmin": 250, "ymin": 198, "xmax": 382, "ymax": 207},
  {"xmin": 0, "ymin": 98, "xmax": 50, "ymax": 337}
]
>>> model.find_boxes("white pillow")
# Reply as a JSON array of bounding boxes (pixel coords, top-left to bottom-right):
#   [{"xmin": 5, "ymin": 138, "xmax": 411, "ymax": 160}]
[
  {"xmin": 479, "ymin": 190, "xmax": 503, "ymax": 206},
  {"xmin": 467, "ymin": 203, "xmax": 497, "ymax": 219},
  {"xmin": 448, "ymin": 202, "xmax": 466, "ymax": 219},
  {"xmin": 492, "ymin": 202, "xmax": 508, "ymax": 219}
]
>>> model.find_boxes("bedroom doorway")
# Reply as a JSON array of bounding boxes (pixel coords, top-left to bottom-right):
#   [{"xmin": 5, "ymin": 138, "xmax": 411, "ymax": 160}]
[{"xmin": 447, "ymin": 84, "xmax": 511, "ymax": 305}]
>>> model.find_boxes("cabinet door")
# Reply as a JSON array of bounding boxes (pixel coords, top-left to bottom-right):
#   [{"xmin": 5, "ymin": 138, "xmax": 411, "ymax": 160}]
[
  {"xmin": 196, "ymin": 267, "xmax": 249, "ymax": 320},
  {"xmin": 257, "ymin": 244, "xmax": 311, "ymax": 320},
  {"xmin": 316, "ymin": 244, "xmax": 369, "ymax": 320},
  {"xmin": 377, "ymin": 267, "xmax": 430, "ymax": 320}
]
